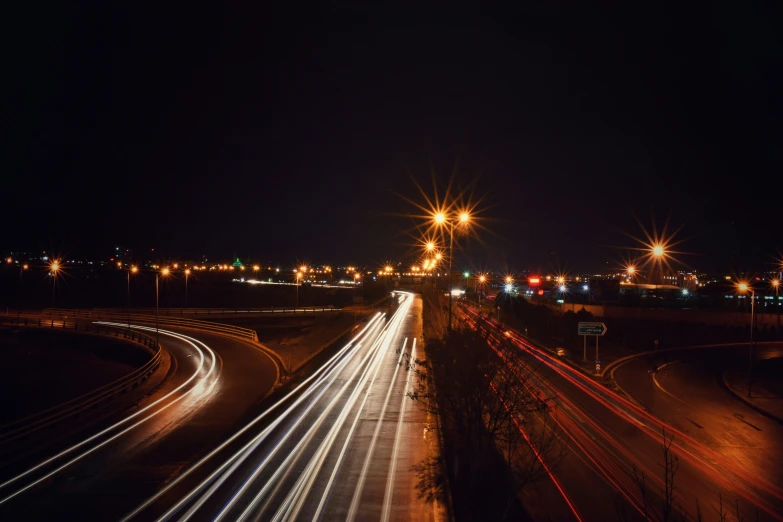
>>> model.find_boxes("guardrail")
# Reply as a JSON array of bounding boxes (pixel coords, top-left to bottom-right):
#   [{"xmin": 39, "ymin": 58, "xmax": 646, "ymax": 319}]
[
  {"xmin": 0, "ymin": 316, "xmax": 162, "ymax": 445},
  {"xmin": 43, "ymin": 308, "xmax": 259, "ymax": 342},
  {"xmin": 94, "ymin": 306, "xmax": 340, "ymax": 316}
]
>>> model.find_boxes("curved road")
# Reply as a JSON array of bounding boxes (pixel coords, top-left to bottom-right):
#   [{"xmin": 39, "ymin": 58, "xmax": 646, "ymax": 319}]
[
  {"xmin": 0, "ymin": 323, "xmax": 278, "ymax": 521},
  {"xmin": 461, "ymin": 307, "xmax": 783, "ymax": 521},
  {"xmin": 613, "ymin": 344, "xmax": 783, "ymax": 498}
]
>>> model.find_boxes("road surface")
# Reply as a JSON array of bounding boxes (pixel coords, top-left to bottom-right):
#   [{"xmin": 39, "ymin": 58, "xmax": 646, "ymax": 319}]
[
  {"xmin": 613, "ymin": 344, "xmax": 783, "ymax": 499},
  {"xmin": 461, "ymin": 306, "xmax": 783, "ymax": 522},
  {"xmin": 0, "ymin": 323, "xmax": 278, "ymax": 521},
  {"xmin": 123, "ymin": 291, "xmax": 448, "ymax": 522}
]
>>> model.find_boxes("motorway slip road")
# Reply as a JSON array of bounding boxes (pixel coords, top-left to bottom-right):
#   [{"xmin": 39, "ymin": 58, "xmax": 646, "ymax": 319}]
[
  {"xmin": 461, "ymin": 305, "xmax": 783, "ymax": 522},
  {"xmin": 0, "ymin": 324, "xmax": 277, "ymax": 521}
]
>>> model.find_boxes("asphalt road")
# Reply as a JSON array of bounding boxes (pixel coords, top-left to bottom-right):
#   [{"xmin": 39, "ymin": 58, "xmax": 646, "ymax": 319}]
[
  {"xmin": 613, "ymin": 344, "xmax": 783, "ymax": 504},
  {"xmin": 0, "ymin": 323, "xmax": 278, "ymax": 521},
  {"xmin": 461, "ymin": 307, "xmax": 783, "ymax": 522},
  {"xmin": 124, "ymin": 291, "xmax": 448, "ymax": 522}
]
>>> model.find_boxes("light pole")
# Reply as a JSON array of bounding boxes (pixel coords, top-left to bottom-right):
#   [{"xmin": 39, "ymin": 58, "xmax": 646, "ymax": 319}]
[
  {"xmin": 295, "ymin": 271, "xmax": 303, "ymax": 307},
  {"xmin": 128, "ymin": 266, "xmax": 138, "ymax": 331},
  {"xmin": 478, "ymin": 275, "xmax": 486, "ymax": 307},
  {"xmin": 50, "ymin": 261, "xmax": 60, "ymax": 308},
  {"xmin": 156, "ymin": 268, "xmax": 170, "ymax": 345},
  {"xmin": 184, "ymin": 269, "xmax": 191, "ymax": 309},
  {"xmin": 773, "ymin": 279, "xmax": 780, "ymax": 329},
  {"xmin": 433, "ymin": 210, "xmax": 470, "ymax": 330},
  {"xmin": 738, "ymin": 282, "xmax": 755, "ymax": 397},
  {"xmin": 464, "ymin": 271, "xmax": 470, "ymax": 291}
]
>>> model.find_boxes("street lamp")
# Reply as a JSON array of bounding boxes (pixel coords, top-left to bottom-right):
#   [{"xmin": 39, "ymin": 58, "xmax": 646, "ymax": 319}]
[
  {"xmin": 50, "ymin": 260, "xmax": 60, "ymax": 308},
  {"xmin": 127, "ymin": 266, "xmax": 138, "ymax": 331},
  {"xmin": 156, "ymin": 268, "xmax": 170, "ymax": 344},
  {"xmin": 433, "ymin": 209, "xmax": 471, "ymax": 330},
  {"xmin": 478, "ymin": 274, "xmax": 486, "ymax": 306},
  {"xmin": 464, "ymin": 271, "xmax": 470, "ymax": 290},
  {"xmin": 295, "ymin": 271, "xmax": 303, "ymax": 307},
  {"xmin": 772, "ymin": 279, "xmax": 781, "ymax": 329},
  {"xmin": 737, "ymin": 281, "xmax": 755, "ymax": 397},
  {"xmin": 184, "ymin": 269, "xmax": 191, "ymax": 308}
]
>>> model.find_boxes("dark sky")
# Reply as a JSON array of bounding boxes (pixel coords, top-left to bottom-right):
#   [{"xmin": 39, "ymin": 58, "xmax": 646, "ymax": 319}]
[{"xmin": 4, "ymin": 5, "xmax": 782, "ymax": 273}]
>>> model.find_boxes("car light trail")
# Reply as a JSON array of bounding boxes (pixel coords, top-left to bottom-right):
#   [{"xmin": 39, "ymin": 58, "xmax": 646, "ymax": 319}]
[
  {"xmin": 132, "ymin": 314, "xmax": 388, "ymax": 522},
  {"xmin": 136, "ymin": 292, "xmax": 416, "ymax": 522},
  {"xmin": 0, "ymin": 324, "xmax": 218, "ymax": 506},
  {"xmin": 460, "ymin": 305, "xmax": 783, "ymax": 521},
  {"xmin": 381, "ymin": 337, "xmax": 416, "ymax": 522}
]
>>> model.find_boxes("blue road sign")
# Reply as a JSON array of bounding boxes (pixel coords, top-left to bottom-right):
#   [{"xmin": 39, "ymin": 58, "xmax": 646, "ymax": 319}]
[{"xmin": 578, "ymin": 322, "xmax": 607, "ymax": 336}]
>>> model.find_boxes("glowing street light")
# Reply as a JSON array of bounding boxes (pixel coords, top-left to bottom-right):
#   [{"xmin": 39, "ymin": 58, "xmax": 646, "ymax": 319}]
[
  {"xmin": 156, "ymin": 268, "xmax": 171, "ymax": 344},
  {"xmin": 652, "ymin": 245, "xmax": 664, "ymax": 258},
  {"xmin": 772, "ymin": 279, "xmax": 780, "ymax": 328},
  {"xmin": 184, "ymin": 268, "xmax": 191, "ymax": 308},
  {"xmin": 426, "ymin": 241, "xmax": 435, "ymax": 252},
  {"xmin": 505, "ymin": 276, "xmax": 513, "ymax": 284},
  {"xmin": 557, "ymin": 276, "xmax": 565, "ymax": 284},
  {"xmin": 253, "ymin": 265, "xmax": 260, "ymax": 272},
  {"xmin": 435, "ymin": 253, "xmax": 442, "ymax": 261},
  {"xmin": 627, "ymin": 265, "xmax": 636, "ymax": 275},
  {"xmin": 432, "ymin": 209, "xmax": 472, "ymax": 330},
  {"xmin": 737, "ymin": 281, "xmax": 755, "ymax": 397},
  {"xmin": 50, "ymin": 260, "xmax": 61, "ymax": 308},
  {"xmin": 127, "ymin": 266, "xmax": 139, "ymax": 331}
]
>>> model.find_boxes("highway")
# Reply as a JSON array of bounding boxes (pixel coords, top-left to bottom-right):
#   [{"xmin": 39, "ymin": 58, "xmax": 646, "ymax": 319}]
[
  {"xmin": 122, "ymin": 291, "xmax": 447, "ymax": 522},
  {"xmin": 460, "ymin": 305, "xmax": 783, "ymax": 521},
  {"xmin": 0, "ymin": 323, "xmax": 278, "ymax": 521},
  {"xmin": 613, "ymin": 344, "xmax": 783, "ymax": 498}
]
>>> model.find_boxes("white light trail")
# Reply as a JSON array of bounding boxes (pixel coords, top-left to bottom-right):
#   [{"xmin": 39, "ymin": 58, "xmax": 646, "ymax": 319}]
[
  {"xmin": 382, "ymin": 337, "xmax": 416, "ymax": 522},
  {"xmin": 121, "ymin": 313, "xmax": 386, "ymax": 522},
  {"xmin": 0, "ymin": 325, "xmax": 218, "ymax": 506}
]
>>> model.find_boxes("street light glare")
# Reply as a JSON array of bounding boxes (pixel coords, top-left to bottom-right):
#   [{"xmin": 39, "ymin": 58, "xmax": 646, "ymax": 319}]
[
  {"xmin": 434, "ymin": 212, "xmax": 446, "ymax": 224},
  {"xmin": 652, "ymin": 245, "xmax": 664, "ymax": 257},
  {"xmin": 738, "ymin": 282, "xmax": 749, "ymax": 292},
  {"xmin": 426, "ymin": 241, "xmax": 435, "ymax": 251},
  {"xmin": 184, "ymin": 269, "xmax": 191, "ymax": 275},
  {"xmin": 51, "ymin": 261, "xmax": 60, "ymax": 272},
  {"xmin": 557, "ymin": 276, "xmax": 565, "ymax": 284},
  {"xmin": 627, "ymin": 266, "xmax": 636, "ymax": 275},
  {"xmin": 459, "ymin": 212, "xmax": 469, "ymax": 223},
  {"xmin": 161, "ymin": 268, "xmax": 170, "ymax": 276},
  {"xmin": 131, "ymin": 266, "xmax": 138, "ymax": 273},
  {"xmin": 435, "ymin": 253, "xmax": 442, "ymax": 260},
  {"xmin": 773, "ymin": 279, "xmax": 780, "ymax": 288}
]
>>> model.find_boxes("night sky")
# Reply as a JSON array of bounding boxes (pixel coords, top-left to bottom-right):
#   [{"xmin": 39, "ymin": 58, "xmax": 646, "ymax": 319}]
[{"xmin": 5, "ymin": 5, "xmax": 782, "ymax": 273}]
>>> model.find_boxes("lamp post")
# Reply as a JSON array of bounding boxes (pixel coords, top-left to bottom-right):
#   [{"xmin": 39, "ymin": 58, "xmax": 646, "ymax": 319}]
[
  {"xmin": 478, "ymin": 275, "xmax": 486, "ymax": 307},
  {"xmin": 738, "ymin": 282, "xmax": 755, "ymax": 397},
  {"xmin": 156, "ymin": 268, "xmax": 170, "ymax": 345},
  {"xmin": 434, "ymin": 210, "xmax": 470, "ymax": 330},
  {"xmin": 184, "ymin": 269, "xmax": 191, "ymax": 309},
  {"xmin": 128, "ymin": 266, "xmax": 138, "ymax": 331},
  {"xmin": 50, "ymin": 261, "xmax": 60, "ymax": 308},
  {"xmin": 773, "ymin": 279, "xmax": 780, "ymax": 329},
  {"xmin": 295, "ymin": 271, "xmax": 303, "ymax": 307}
]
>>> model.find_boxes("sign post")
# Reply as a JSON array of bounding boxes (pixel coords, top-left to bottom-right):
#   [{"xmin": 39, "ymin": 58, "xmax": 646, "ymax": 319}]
[{"xmin": 578, "ymin": 322, "xmax": 608, "ymax": 369}]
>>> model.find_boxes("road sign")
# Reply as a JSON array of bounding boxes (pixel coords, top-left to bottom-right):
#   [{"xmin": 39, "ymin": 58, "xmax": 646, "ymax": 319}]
[{"xmin": 578, "ymin": 322, "xmax": 607, "ymax": 336}]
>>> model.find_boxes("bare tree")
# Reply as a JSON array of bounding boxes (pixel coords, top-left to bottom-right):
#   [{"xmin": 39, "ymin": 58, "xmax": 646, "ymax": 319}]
[{"xmin": 405, "ymin": 294, "xmax": 566, "ymax": 520}]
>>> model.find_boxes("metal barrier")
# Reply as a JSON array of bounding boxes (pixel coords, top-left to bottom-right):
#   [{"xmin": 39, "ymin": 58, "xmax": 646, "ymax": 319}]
[
  {"xmin": 0, "ymin": 317, "xmax": 162, "ymax": 445},
  {"xmin": 93, "ymin": 306, "xmax": 340, "ymax": 316},
  {"xmin": 43, "ymin": 308, "xmax": 259, "ymax": 342}
]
